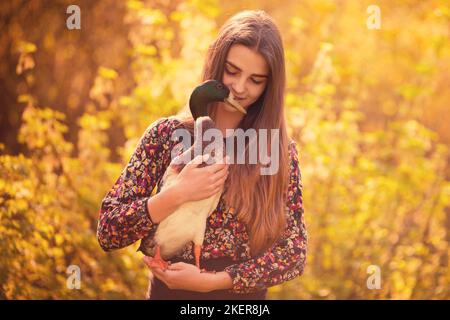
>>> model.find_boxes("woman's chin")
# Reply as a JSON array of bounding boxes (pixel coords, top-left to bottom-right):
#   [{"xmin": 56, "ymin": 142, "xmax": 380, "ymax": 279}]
[
  {"xmin": 224, "ymin": 104, "xmax": 239, "ymax": 113},
  {"xmin": 224, "ymin": 101, "xmax": 249, "ymax": 113}
]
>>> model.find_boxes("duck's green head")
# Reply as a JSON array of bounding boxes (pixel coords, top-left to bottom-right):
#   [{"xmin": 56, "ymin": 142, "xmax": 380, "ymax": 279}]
[{"xmin": 189, "ymin": 80, "xmax": 247, "ymax": 120}]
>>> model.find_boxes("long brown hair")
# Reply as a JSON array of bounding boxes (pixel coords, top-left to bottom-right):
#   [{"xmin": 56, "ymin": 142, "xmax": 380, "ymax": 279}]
[{"xmin": 174, "ymin": 10, "xmax": 290, "ymax": 256}]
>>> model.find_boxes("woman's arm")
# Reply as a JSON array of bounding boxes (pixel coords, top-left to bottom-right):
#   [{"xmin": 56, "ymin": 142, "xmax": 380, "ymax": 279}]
[
  {"xmin": 143, "ymin": 257, "xmax": 233, "ymax": 292},
  {"xmin": 148, "ymin": 151, "xmax": 230, "ymax": 223},
  {"xmin": 146, "ymin": 184, "xmax": 186, "ymax": 223},
  {"xmin": 223, "ymin": 141, "xmax": 308, "ymax": 294},
  {"xmin": 97, "ymin": 118, "xmax": 178, "ymax": 251},
  {"xmin": 208, "ymin": 271, "xmax": 233, "ymax": 291}
]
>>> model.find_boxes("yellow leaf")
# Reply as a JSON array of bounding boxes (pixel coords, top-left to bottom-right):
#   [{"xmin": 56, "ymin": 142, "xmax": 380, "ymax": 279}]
[
  {"xmin": 55, "ymin": 234, "xmax": 64, "ymax": 246},
  {"xmin": 98, "ymin": 67, "xmax": 118, "ymax": 80},
  {"xmin": 17, "ymin": 41, "xmax": 37, "ymax": 53}
]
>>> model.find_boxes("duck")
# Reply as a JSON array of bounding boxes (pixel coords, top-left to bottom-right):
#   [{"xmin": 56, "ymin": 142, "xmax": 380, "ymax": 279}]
[
  {"xmin": 189, "ymin": 79, "xmax": 247, "ymax": 120},
  {"xmin": 145, "ymin": 80, "xmax": 245, "ymax": 271}
]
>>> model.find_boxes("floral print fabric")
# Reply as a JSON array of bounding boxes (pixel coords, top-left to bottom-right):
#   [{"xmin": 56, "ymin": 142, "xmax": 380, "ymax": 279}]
[{"xmin": 97, "ymin": 117, "xmax": 307, "ymax": 294}]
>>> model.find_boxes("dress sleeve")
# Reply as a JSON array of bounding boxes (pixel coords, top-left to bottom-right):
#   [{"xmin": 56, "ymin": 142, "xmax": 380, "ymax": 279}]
[
  {"xmin": 97, "ymin": 117, "xmax": 177, "ymax": 251},
  {"xmin": 223, "ymin": 141, "xmax": 308, "ymax": 294}
]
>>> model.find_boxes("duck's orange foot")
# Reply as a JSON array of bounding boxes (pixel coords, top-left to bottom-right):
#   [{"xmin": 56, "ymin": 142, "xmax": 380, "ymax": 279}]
[
  {"xmin": 143, "ymin": 255, "xmax": 170, "ymax": 271},
  {"xmin": 150, "ymin": 257, "xmax": 170, "ymax": 270},
  {"xmin": 149, "ymin": 245, "xmax": 170, "ymax": 270}
]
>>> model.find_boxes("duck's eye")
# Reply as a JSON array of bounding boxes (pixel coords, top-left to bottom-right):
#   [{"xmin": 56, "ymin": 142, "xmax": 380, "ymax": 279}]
[{"xmin": 216, "ymin": 84, "xmax": 223, "ymax": 89}]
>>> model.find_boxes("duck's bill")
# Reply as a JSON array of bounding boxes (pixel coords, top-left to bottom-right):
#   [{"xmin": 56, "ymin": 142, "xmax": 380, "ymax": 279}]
[{"xmin": 224, "ymin": 96, "xmax": 247, "ymax": 115}]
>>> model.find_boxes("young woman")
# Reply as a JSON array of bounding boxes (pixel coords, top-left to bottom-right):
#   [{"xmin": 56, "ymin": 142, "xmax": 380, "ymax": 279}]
[{"xmin": 97, "ymin": 10, "xmax": 307, "ymax": 300}]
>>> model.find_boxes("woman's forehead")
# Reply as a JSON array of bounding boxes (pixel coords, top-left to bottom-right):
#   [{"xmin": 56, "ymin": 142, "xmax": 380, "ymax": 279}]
[{"xmin": 226, "ymin": 44, "xmax": 269, "ymax": 77}]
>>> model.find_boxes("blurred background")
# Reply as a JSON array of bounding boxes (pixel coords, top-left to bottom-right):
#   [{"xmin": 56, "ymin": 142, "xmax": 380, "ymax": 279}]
[{"xmin": 0, "ymin": 0, "xmax": 449, "ymax": 299}]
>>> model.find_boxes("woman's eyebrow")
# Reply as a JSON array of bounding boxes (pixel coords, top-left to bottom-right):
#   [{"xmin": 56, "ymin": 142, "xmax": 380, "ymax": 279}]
[{"xmin": 226, "ymin": 60, "xmax": 268, "ymax": 78}]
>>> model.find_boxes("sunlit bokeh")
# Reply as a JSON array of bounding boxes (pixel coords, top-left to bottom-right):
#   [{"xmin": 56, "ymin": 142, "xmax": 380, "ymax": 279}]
[{"xmin": 0, "ymin": 0, "xmax": 449, "ymax": 299}]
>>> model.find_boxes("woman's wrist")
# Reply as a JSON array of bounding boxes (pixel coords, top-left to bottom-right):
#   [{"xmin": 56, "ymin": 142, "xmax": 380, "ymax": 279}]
[
  {"xmin": 206, "ymin": 271, "xmax": 233, "ymax": 292},
  {"xmin": 167, "ymin": 184, "xmax": 188, "ymax": 206},
  {"xmin": 146, "ymin": 184, "xmax": 187, "ymax": 223}
]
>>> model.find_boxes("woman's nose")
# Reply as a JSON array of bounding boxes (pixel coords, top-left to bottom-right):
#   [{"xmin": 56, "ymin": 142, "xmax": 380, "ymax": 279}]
[{"xmin": 231, "ymin": 77, "xmax": 246, "ymax": 95}]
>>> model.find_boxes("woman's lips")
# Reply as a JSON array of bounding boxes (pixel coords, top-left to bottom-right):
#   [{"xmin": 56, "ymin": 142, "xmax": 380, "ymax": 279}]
[
  {"xmin": 230, "ymin": 91, "xmax": 246, "ymax": 100},
  {"xmin": 225, "ymin": 94, "xmax": 247, "ymax": 114}
]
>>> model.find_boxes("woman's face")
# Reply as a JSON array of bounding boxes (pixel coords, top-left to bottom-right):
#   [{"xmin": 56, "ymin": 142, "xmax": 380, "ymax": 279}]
[{"xmin": 222, "ymin": 44, "xmax": 269, "ymax": 112}]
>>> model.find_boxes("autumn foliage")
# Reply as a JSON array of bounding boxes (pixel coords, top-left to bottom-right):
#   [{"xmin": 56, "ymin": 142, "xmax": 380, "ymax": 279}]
[{"xmin": 0, "ymin": 0, "xmax": 449, "ymax": 299}]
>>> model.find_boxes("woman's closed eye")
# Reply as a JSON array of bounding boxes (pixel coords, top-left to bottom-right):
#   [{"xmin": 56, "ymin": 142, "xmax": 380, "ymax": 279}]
[
  {"xmin": 250, "ymin": 78, "xmax": 264, "ymax": 85},
  {"xmin": 225, "ymin": 67, "xmax": 265, "ymax": 85},
  {"xmin": 225, "ymin": 66, "xmax": 238, "ymax": 76}
]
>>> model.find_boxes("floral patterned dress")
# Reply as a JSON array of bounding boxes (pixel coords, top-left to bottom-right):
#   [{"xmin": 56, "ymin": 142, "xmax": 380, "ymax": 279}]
[{"xmin": 97, "ymin": 117, "xmax": 307, "ymax": 299}]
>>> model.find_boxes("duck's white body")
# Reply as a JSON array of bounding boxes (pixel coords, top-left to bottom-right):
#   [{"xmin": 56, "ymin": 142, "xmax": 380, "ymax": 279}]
[{"xmin": 155, "ymin": 165, "xmax": 223, "ymax": 259}]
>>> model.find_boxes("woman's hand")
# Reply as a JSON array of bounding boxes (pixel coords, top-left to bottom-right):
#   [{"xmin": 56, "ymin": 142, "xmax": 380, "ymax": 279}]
[
  {"xmin": 172, "ymin": 154, "xmax": 229, "ymax": 203},
  {"xmin": 143, "ymin": 256, "xmax": 215, "ymax": 293}
]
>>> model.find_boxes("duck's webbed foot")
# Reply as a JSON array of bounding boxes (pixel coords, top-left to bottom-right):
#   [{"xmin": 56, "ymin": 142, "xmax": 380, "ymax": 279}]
[{"xmin": 150, "ymin": 245, "xmax": 170, "ymax": 270}]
